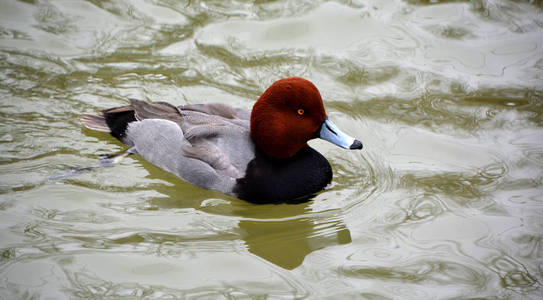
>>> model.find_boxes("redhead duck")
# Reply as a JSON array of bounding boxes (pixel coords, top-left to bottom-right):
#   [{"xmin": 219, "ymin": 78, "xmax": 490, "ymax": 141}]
[{"xmin": 81, "ymin": 77, "xmax": 362, "ymax": 203}]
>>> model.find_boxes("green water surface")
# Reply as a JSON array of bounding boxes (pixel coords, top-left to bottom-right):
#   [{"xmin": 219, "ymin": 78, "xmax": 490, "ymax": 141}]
[{"xmin": 1, "ymin": 0, "xmax": 543, "ymax": 298}]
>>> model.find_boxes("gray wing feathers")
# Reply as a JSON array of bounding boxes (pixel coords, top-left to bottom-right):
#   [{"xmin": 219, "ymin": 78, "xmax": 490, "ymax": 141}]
[
  {"xmin": 127, "ymin": 119, "xmax": 237, "ymax": 192},
  {"xmin": 124, "ymin": 100, "xmax": 255, "ymax": 195},
  {"xmin": 129, "ymin": 99, "xmax": 180, "ymax": 121},
  {"xmin": 181, "ymin": 141, "xmax": 243, "ymax": 178},
  {"xmin": 181, "ymin": 103, "xmax": 250, "ymax": 121}
]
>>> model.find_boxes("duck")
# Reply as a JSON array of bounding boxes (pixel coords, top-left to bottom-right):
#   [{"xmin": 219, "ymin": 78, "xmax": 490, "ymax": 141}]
[{"xmin": 81, "ymin": 77, "xmax": 363, "ymax": 203}]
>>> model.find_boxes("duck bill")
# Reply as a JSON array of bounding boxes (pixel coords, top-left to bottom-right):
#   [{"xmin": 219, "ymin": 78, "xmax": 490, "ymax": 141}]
[{"xmin": 318, "ymin": 118, "xmax": 363, "ymax": 150}]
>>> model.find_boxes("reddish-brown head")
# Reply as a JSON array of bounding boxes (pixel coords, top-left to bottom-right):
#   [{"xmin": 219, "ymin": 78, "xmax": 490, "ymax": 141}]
[{"xmin": 250, "ymin": 77, "xmax": 327, "ymax": 159}]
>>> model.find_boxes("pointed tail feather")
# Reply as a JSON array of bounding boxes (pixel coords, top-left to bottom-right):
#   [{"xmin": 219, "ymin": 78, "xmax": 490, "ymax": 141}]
[{"xmin": 81, "ymin": 114, "xmax": 110, "ymax": 132}]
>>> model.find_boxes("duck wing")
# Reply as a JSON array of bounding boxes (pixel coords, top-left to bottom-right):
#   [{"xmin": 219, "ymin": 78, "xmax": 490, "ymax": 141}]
[
  {"xmin": 180, "ymin": 103, "xmax": 250, "ymax": 121},
  {"xmin": 124, "ymin": 100, "xmax": 254, "ymax": 194}
]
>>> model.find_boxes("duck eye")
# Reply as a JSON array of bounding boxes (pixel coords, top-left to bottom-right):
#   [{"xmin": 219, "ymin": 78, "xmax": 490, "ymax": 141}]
[{"xmin": 297, "ymin": 108, "xmax": 305, "ymax": 115}]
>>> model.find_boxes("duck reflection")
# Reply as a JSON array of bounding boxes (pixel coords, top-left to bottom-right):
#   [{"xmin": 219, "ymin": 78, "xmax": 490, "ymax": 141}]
[
  {"xmin": 225, "ymin": 199, "xmax": 351, "ymax": 269},
  {"xmin": 239, "ymin": 214, "xmax": 352, "ymax": 270}
]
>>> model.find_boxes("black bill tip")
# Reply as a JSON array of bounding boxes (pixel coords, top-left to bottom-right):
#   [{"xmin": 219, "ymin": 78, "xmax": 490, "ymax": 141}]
[{"xmin": 350, "ymin": 139, "xmax": 363, "ymax": 150}]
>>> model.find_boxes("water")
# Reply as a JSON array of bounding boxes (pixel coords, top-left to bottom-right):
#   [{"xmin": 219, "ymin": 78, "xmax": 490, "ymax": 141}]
[{"xmin": 1, "ymin": 0, "xmax": 542, "ymax": 298}]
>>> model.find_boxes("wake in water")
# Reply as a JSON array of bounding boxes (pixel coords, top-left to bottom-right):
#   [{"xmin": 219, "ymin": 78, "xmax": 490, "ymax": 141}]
[{"xmin": 48, "ymin": 150, "xmax": 135, "ymax": 180}]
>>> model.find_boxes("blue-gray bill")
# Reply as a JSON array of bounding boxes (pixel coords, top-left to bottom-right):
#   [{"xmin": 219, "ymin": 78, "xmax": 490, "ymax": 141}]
[{"xmin": 318, "ymin": 118, "xmax": 363, "ymax": 150}]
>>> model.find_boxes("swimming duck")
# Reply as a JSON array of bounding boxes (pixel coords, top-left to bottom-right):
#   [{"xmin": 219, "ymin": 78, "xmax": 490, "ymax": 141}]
[{"xmin": 81, "ymin": 77, "xmax": 362, "ymax": 203}]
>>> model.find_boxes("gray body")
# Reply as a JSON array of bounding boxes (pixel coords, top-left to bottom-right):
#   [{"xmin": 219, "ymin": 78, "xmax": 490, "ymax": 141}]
[{"xmin": 83, "ymin": 100, "xmax": 255, "ymax": 196}]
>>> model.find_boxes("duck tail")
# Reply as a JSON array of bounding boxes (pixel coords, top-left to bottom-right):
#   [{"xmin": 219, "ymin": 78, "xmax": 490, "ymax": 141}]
[
  {"xmin": 81, "ymin": 113, "xmax": 110, "ymax": 132},
  {"xmin": 81, "ymin": 105, "xmax": 137, "ymax": 141}
]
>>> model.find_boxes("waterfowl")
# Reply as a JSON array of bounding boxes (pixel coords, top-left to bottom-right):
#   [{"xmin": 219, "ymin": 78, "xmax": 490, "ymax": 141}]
[{"xmin": 81, "ymin": 77, "xmax": 362, "ymax": 203}]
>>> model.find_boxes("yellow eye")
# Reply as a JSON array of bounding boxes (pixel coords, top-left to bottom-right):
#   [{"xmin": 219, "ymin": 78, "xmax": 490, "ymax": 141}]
[{"xmin": 297, "ymin": 108, "xmax": 304, "ymax": 115}]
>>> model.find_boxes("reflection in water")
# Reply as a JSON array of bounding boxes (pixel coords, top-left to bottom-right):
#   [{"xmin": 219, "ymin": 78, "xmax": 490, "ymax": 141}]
[{"xmin": 240, "ymin": 216, "xmax": 352, "ymax": 270}]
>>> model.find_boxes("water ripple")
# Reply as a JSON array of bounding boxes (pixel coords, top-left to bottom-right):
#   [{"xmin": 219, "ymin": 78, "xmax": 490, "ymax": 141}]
[{"xmin": 1, "ymin": 0, "xmax": 543, "ymax": 298}]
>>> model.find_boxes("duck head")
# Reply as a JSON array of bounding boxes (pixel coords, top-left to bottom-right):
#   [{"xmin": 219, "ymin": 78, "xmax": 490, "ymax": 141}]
[{"xmin": 250, "ymin": 77, "xmax": 363, "ymax": 159}]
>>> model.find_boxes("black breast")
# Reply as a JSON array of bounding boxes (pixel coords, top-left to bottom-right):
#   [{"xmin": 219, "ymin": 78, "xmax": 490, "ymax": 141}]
[{"xmin": 234, "ymin": 147, "xmax": 333, "ymax": 204}]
